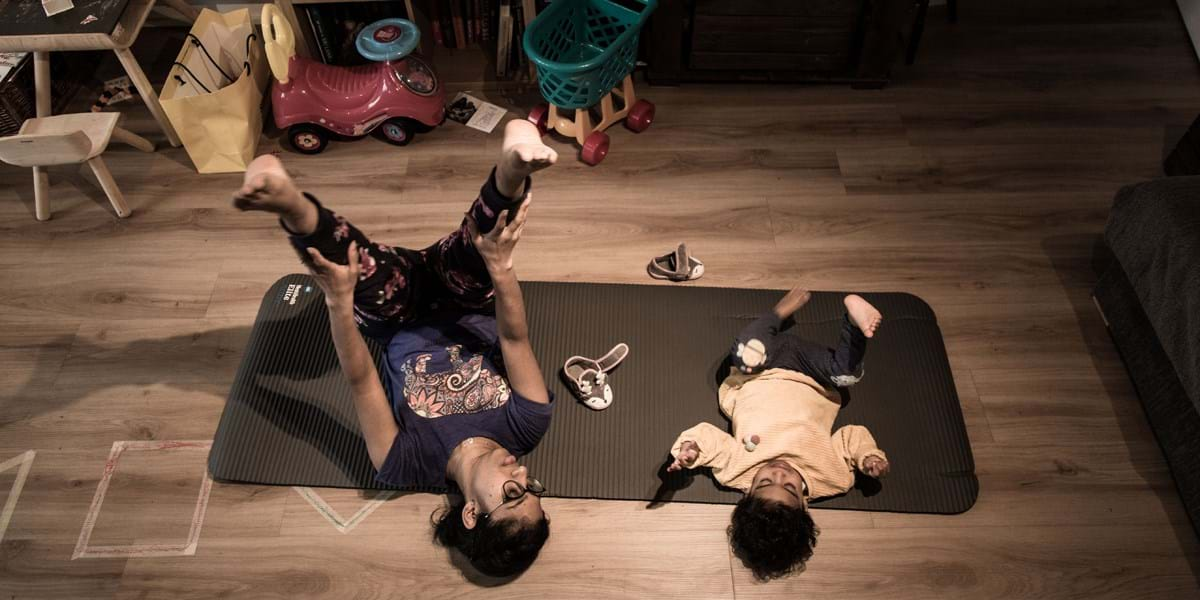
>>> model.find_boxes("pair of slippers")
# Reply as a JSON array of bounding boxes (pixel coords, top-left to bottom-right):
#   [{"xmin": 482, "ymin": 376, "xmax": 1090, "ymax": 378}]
[
  {"xmin": 562, "ymin": 343, "xmax": 629, "ymax": 411},
  {"xmin": 647, "ymin": 243, "xmax": 704, "ymax": 282},
  {"xmin": 563, "ymin": 245, "xmax": 698, "ymax": 410}
]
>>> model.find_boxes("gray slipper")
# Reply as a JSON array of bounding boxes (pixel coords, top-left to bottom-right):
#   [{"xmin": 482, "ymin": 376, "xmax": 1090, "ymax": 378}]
[{"xmin": 647, "ymin": 243, "xmax": 704, "ymax": 282}]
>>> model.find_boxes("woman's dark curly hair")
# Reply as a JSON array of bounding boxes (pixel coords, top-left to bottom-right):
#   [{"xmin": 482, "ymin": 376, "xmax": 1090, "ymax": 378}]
[
  {"xmin": 432, "ymin": 495, "xmax": 550, "ymax": 577},
  {"xmin": 728, "ymin": 495, "xmax": 819, "ymax": 580}
]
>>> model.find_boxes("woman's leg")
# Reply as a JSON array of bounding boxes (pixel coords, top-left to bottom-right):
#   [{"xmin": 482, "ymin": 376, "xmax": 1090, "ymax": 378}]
[
  {"xmin": 232, "ymin": 155, "xmax": 429, "ymax": 339},
  {"xmin": 422, "ymin": 120, "xmax": 557, "ymax": 310}
]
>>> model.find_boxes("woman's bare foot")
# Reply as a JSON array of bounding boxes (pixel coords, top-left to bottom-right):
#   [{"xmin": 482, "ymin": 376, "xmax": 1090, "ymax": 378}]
[
  {"xmin": 232, "ymin": 154, "xmax": 317, "ymax": 234},
  {"xmin": 496, "ymin": 119, "xmax": 557, "ymax": 198},
  {"xmin": 773, "ymin": 286, "xmax": 812, "ymax": 320},
  {"xmin": 844, "ymin": 294, "xmax": 882, "ymax": 338}
]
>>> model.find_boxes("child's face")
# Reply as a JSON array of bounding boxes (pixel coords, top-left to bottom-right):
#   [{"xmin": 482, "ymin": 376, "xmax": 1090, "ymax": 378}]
[{"xmin": 749, "ymin": 461, "xmax": 807, "ymax": 509}]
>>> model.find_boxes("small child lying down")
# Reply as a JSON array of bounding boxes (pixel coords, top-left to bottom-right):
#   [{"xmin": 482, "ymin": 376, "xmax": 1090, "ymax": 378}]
[{"xmin": 667, "ymin": 286, "xmax": 891, "ymax": 580}]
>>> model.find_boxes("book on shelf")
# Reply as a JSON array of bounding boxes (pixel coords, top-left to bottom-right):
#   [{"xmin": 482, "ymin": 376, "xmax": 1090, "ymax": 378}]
[
  {"xmin": 429, "ymin": 0, "xmax": 445, "ymax": 47},
  {"xmin": 306, "ymin": 5, "xmax": 335, "ymax": 64},
  {"xmin": 472, "ymin": 0, "xmax": 482, "ymax": 43},
  {"xmin": 511, "ymin": 0, "xmax": 524, "ymax": 74},
  {"xmin": 480, "ymin": 0, "xmax": 492, "ymax": 42},
  {"xmin": 441, "ymin": 2, "xmax": 456, "ymax": 48},
  {"xmin": 303, "ymin": 2, "xmax": 409, "ymax": 65},
  {"xmin": 471, "ymin": 0, "xmax": 479, "ymax": 44},
  {"xmin": 496, "ymin": 0, "xmax": 512, "ymax": 77},
  {"xmin": 450, "ymin": 0, "xmax": 466, "ymax": 49},
  {"xmin": 462, "ymin": 0, "xmax": 471, "ymax": 45}
]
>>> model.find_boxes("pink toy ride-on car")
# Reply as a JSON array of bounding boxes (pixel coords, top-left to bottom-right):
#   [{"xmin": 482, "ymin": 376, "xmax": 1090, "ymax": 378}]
[{"xmin": 262, "ymin": 5, "xmax": 445, "ymax": 154}]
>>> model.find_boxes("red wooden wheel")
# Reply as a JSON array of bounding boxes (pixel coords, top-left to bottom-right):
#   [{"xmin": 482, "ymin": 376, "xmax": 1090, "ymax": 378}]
[
  {"xmin": 527, "ymin": 104, "xmax": 550, "ymax": 136},
  {"xmin": 624, "ymin": 99, "xmax": 655, "ymax": 133},
  {"xmin": 581, "ymin": 130, "xmax": 610, "ymax": 166}
]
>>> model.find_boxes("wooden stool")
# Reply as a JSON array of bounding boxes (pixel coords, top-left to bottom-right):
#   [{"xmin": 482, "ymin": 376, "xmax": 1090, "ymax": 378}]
[{"xmin": 0, "ymin": 113, "xmax": 154, "ymax": 221}]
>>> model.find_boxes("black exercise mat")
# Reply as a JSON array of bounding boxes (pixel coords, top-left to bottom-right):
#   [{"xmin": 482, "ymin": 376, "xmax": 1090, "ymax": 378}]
[{"xmin": 210, "ymin": 275, "xmax": 978, "ymax": 514}]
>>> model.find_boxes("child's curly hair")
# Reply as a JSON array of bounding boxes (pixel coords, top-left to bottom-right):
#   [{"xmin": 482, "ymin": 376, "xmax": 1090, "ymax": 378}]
[{"xmin": 728, "ymin": 495, "xmax": 819, "ymax": 580}]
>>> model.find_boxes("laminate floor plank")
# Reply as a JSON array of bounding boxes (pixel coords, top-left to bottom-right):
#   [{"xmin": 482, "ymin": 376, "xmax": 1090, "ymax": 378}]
[{"xmin": 1, "ymin": 2, "xmax": 1199, "ymax": 597}]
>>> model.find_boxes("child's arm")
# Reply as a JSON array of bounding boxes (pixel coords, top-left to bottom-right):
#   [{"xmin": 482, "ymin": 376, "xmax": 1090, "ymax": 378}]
[
  {"xmin": 833, "ymin": 425, "xmax": 889, "ymax": 478},
  {"xmin": 668, "ymin": 423, "xmax": 739, "ymax": 473}
]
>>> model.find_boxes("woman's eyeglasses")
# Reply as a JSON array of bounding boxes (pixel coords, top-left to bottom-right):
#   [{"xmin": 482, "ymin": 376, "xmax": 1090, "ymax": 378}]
[{"xmin": 479, "ymin": 478, "xmax": 545, "ymax": 522}]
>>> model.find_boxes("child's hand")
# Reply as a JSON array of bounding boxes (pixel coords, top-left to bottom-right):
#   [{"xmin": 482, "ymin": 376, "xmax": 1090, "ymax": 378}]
[
  {"xmin": 667, "ymin": 440, "xmax": 700, "ymax": 472},
  {"xmin": 467, "ymin": 196, "xmax": 531, "ymax": 274},
  {"xmin": 862, "ymin": 455, "xmax": 890, "ymax": 478}
]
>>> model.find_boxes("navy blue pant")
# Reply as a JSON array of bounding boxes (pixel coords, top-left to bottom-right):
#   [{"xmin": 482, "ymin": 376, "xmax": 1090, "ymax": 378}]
[{"xmin": 730, "ymin": 312, "xmax": 867, "ymax": 389}]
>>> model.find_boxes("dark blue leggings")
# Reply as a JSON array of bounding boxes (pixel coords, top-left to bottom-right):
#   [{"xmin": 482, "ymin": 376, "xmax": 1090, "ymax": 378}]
[{"xmin": 730, "ymin": 312, "xmax": 867, "ymax": 388}]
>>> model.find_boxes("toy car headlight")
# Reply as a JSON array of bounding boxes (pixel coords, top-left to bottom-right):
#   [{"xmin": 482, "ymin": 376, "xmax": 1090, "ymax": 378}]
[{"xmin": 398, "ymin": 57, "xmax": 437, "ymax": 96}]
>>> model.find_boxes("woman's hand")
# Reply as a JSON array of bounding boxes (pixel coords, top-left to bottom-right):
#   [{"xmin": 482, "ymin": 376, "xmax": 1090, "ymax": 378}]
[
  {"xmin": 667, "ymin": 440, "xmax": 700, "ymax": 472},
  {"xmin": 305, "ymin": 241, "xmax": 360, "ymax": 310},
  {"xmin": 468, "ymin": 196, "xmax": 531, "ymax": 274}
]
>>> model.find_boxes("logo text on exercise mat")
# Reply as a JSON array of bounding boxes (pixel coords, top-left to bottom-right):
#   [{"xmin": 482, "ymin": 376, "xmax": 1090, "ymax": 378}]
[{"xmin": 282, "ymin": 284, "xmax": 301, "ymax": 305}]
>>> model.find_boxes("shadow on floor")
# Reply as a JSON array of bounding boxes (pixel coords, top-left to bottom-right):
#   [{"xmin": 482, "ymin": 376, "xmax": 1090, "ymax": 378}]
[{"xmin": 1042, "ymin": 232, "xmax": 1200, "ymax": 585}]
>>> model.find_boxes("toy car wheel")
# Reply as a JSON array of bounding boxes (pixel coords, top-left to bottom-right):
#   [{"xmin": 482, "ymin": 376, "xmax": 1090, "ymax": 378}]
[
  {"xmin": 289, "ymin": 125, "xmax": 328, "ymax": 155},
  {"xmin": 581, "ymin": 130, "xmax": 610, "ymax": 166},
  {"xmin": 377, "ymin": 118, "xmax": 413, "ymax": 146},
  {"xmin": 527, "ymin": 104, "xmax": 550, "ymax": 136},
  {"xmin": 625, "ymin": 99, "xmax": 655, "ymax": 133}
]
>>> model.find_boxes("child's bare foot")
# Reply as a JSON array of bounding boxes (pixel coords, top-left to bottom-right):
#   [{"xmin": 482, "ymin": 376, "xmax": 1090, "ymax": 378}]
[
  {"xmin": 844, "ymin": 294, "xmax": 882, "ymax": 338},
  {"xmin": 232, "ymin": 154, "xmax": 304, "ymax": 215},
  {"xmin": 496, "ymin": 119, "xmax": 557, "ymax": 197},
  {"xmin": 773, "ymin": 286, "xmax": 812, "ymax": 320}
]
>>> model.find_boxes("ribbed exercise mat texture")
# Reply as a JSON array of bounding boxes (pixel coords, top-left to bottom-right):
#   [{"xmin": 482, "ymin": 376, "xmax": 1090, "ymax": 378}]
[{"xmin": 210, "ymin": 275, "xmax": 978, "ymax": 514}]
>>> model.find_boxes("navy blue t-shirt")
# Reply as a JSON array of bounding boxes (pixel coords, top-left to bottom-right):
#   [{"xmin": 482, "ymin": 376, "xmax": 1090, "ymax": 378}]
[{"xmin": 376, "ymin": 312, "xmax": 554, "ymax": 489}]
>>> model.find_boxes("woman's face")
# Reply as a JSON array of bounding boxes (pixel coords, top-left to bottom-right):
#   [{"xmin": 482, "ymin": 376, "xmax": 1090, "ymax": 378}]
[{"xmin": 466, "ymin": 450, "xmax": 545, "ymax": 527}]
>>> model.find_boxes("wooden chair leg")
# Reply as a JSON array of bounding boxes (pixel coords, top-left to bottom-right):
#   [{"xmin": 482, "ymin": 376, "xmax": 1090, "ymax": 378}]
[
  {"xmin": 32, "ymin": 166, "xmax": 50, "ymax": 221},
  {"xmin": 87, "ymin": 157, "xmax": 131, "ymax": 218},
  {"xmin": 111, "ymin": 127, "xmax": 156, "ymax": 153}
]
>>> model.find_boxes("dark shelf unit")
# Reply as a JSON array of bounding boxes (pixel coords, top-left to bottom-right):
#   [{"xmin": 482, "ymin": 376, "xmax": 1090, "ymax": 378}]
[{"xmin": 645, "ymin": 0, "xmax": 919, "ymax": 88}]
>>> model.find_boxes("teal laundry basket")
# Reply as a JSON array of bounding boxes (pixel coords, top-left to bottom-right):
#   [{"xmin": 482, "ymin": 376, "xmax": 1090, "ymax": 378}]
[{"xmin": 522, "ymin": 0, "xmax": 657, "ymax": 110}]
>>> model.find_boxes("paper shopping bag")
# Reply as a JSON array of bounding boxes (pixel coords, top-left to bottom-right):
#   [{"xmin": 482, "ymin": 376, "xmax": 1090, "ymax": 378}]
[{"xmin": 160, "ymin": 8, "xmax": 269, "ymax": 174}]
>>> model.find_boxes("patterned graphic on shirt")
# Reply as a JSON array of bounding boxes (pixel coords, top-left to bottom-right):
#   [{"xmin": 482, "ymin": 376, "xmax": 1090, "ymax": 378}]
[{"xmin": 401, "ymin": 345, "xmax": 510, "ymax": 418}]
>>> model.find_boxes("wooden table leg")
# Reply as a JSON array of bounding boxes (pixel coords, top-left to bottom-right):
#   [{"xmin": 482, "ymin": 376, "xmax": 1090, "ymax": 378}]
[
  {"xmin": 114, "ymin": 47, "xmax": 181, "ymax": 147},
  {"xmin": 33, "ymin": 52, "xmax": 51, "ymax": 220},
  {"xmin": 33, "ymin": 51, "xmax": 51, "ymax": 117}
]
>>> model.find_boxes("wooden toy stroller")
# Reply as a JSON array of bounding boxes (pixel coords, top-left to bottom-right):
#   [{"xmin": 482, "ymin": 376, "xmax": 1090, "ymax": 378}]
[{"xmin": 522, "ymin": 0, "xmax": 657, "ymax": 165}]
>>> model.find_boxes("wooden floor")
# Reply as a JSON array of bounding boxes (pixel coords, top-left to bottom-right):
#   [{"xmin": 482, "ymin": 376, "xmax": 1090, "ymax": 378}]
[{"xmin": 3, "ymin": 2, "xmax": 1200, "ymax": 598}]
